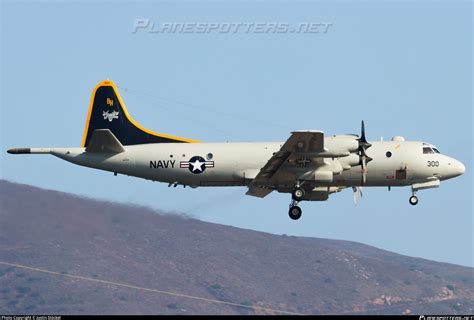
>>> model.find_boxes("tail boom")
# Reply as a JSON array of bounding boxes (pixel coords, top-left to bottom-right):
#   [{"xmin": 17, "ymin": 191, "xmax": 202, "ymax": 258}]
[{"xmin": 7, "ymin": 148, "xmax": 51, "ymax": 154}]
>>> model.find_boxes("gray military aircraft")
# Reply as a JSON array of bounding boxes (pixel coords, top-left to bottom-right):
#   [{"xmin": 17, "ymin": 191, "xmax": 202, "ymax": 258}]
[{"xmin": 7, "ymin": 80, "xmax": 465, "ymax": 220}]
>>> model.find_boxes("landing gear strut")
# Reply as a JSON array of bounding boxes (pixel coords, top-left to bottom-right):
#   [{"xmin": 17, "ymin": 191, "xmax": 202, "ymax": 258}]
[
  {"xmin": 409, "ymin": 195, "xmax": 418, "ymax": 206},
  {"xmin": 289, "ymin": 184, "xmax": 305, "ymax": 220}
]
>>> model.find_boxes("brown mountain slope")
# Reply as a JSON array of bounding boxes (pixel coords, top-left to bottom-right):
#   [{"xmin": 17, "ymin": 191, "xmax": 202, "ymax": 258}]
[{"xmin": 0, "ymin": 180, "xmax": 472, "ymax": 315}]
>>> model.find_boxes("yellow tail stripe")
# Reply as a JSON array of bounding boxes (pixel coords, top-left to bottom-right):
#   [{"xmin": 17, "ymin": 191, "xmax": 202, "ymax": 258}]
[{"xmin": 81, "ymin": 80, "xmax": 200, "ymax": 147}]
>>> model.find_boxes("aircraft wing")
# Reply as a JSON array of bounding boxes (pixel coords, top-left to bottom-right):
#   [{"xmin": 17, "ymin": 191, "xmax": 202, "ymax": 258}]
[
  {"xmin": 279, "ymin": 130, "xmax": 324, "ymax": 154},
  {"xmin": 246, "ymin": 131, "xmax": 324, "ymax": 197},
  {"xmin": 245, "ymin": 184, "xmax": 273, "ymax": 198}
]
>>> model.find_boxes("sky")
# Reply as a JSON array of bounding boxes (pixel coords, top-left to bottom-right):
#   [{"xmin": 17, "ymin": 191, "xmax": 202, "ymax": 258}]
[{"xmin": 1, "ymin": 1, "xmax": 472, "ymax": 267}]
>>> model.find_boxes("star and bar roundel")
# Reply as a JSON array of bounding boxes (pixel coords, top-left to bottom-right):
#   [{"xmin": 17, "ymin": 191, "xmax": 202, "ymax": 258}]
[{"xmin": 180, "ymin": 156, "xmax": 214, "ymax": 174}]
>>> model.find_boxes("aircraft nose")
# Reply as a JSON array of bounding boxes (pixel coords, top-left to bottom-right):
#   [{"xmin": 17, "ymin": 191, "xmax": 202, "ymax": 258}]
[
  {"xmin": 456, "ymin": 160, "xmax": 466, "ymax": 176},
  {"xmin": 449, "ymin": 159, "xmax": 465, "ymax": 178}
]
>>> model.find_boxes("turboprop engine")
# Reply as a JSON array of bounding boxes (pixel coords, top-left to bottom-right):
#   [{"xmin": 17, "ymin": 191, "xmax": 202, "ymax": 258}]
[{"xmin": 322, "ymin": 135, "xmax": 359, "ymax": 157}]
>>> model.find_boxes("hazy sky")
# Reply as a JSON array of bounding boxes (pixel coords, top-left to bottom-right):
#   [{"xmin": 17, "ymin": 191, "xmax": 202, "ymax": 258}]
[{"xmin": 1, "ymin": 1, "xmax": 472, "ymax": 267}]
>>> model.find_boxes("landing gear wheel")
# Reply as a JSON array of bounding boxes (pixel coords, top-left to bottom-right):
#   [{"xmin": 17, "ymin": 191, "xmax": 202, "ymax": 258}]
[
  {"xmin": 288, "ymin": 206, "xmax": 302, "ymax": 220},
  {"xmin": 409, "ymin": 195, "xmax": 418, "ymax": 206},
  {"xmin": 292, "ymin": 188, "xmax": 305, "ymax": 201}
]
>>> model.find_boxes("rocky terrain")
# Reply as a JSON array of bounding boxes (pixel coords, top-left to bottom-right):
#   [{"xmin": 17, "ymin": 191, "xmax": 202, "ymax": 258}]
[{"xmin": 0, "ymin": 180, "xmax": 472, "ymax": 314}]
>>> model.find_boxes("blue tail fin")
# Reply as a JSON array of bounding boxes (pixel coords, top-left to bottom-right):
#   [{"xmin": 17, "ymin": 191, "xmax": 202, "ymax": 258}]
[{"xmin": 81, "ymin": 80, "xmax": 199, "ymax": 147}]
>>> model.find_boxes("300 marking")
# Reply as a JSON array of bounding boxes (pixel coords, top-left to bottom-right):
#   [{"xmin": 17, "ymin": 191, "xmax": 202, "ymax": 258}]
[{"xmin": 427, "ymin": 161, "xmax": 439, "ymax": 167}]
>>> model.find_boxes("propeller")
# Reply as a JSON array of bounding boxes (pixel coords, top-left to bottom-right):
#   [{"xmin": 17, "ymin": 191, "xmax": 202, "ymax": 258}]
[
  {"xmin": 352, "ymin": 186, "xmax": 363, "ymax": 206},
  {"xmin": 357, "ymin": 120, "xmax": 373, "ymax": 185}
]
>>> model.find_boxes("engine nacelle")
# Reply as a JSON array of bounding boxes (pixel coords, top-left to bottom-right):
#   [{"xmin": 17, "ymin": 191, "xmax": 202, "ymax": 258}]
[
  {"xmin": 313, "ymin": 186, "xmax": 343, "ymax": 194},
  {"xmin": 301, "ymin": 186, "xmax": 343, "ymax": 201},
  {"xmin": 323, "ymin": 136, "xmax": 359, "ymax": 156},
  {"xmin": 314, "ymin": 170, "xmax": 333, "ymax": 182},
  {"xmin": 338, "ymin": 153, "xmax": 360, "ymax": 170}
]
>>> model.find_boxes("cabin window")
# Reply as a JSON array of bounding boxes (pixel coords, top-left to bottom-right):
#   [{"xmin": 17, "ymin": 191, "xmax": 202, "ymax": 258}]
[
  {"xmin": 207, "ymin": 153, "xmax": 213, "ymax": 160},
  {"xmin": 386, "ymin": 151, "xmax": 392, "ymax": 158}
]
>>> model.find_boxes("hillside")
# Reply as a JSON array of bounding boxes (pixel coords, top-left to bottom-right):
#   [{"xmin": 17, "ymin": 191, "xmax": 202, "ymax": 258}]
[{"xmin": 0, "ymin": 180, "xmax": 472, "ymax": 315}]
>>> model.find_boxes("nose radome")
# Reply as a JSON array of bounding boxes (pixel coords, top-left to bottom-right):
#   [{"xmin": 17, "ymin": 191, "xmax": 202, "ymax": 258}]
[
  {"xmin": 445, "ymin": 158, "xmax": 465, "ymax": 179},
  {"xmin": 457, "ymin": 160, "xmax": 465, "ymax": 175}
]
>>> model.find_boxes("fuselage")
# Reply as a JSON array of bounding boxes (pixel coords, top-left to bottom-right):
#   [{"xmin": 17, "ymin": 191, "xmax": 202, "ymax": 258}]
[
  {"xmin": 6, "ymin": 80, "xmax": 467, "ymax": 219},
  {"xmin": 50, "ymin": 139, "xmax": 465, "ymax": 191}
]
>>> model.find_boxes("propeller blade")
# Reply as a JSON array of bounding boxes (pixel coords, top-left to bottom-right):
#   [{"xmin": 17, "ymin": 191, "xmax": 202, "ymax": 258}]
[
  {"xmin": 358, "ymin": 121, "xmax": 371, "ymax": 148},
  {"xmin": 361, "ymin": 120, "xmax": 367, "ymax": 143},
  {"xmin": 357, "ymin": 120, "xmax": 372, "ymax": 185},
  {"xmin": 360, "ymin": 164, "xmax": 366, "ymax": 185},
  {"xmin": 352, "ymin": 186, "xmax": 363, "ymax": 206}
]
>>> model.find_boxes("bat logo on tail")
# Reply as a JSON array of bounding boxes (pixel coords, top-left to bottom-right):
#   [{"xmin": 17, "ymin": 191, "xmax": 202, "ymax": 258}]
[{"xmin": 102, "ymin": 110, "xmax": 120, "ymax": 122}]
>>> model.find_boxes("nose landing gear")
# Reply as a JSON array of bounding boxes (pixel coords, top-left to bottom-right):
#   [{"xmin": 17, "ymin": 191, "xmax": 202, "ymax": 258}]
[{"xmin": 409, "ymin": 195, "xmax": 418, "ymax": 206}]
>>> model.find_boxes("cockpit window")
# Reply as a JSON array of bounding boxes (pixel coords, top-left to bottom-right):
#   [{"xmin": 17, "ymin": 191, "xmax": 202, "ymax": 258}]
[
  {"xmin": 423, "ymin": 147, "xmax": 434, "ymax": 154},
  {"xmin": 422, "ymin": 143, "xmax": 441, "ymax": 154}
]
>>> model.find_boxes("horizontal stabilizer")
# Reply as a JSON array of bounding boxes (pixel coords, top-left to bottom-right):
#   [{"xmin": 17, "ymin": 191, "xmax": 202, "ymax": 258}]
[{"xmin": 86, "ymin": 129, "xmax": 125, "ymax": 153}]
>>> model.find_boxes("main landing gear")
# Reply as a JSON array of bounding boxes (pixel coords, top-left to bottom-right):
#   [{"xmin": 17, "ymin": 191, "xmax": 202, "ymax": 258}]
[
  {"xmin": 288, "ymin": 201, "xmax": 302, "ymax": 220},
  {"xmin": 289, "ymin": 186, "xmax": 305, "ymax": 220},
  {"xmin": 292, "ymin": 187, "xmax": 305, "ymax": 201}
]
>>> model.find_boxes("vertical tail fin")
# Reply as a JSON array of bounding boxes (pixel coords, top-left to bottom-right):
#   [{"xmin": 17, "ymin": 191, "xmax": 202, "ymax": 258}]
[{"xmin": 81, "ymin": 80, "xmax": 199, "ymax": 147}]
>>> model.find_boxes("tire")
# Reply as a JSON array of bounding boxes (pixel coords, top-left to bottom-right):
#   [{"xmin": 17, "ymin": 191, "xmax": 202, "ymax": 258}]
[
  {"xmin": 409, "ymin": 195, "xmax": 418, "ymax": 206},
  {"xmin": 292, "ymin": 188, "xmax": 305, "ymax": 201},
  {"xmin": 288, "ymin": 206, "xmax": 302, "ymax": 220}
]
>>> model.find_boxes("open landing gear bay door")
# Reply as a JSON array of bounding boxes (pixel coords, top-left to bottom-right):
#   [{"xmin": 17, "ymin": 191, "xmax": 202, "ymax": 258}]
[{"xmin": 246, "ymin": 130, "xmax": 324, "ymax": 198}]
